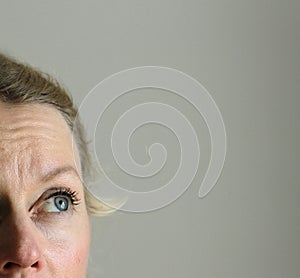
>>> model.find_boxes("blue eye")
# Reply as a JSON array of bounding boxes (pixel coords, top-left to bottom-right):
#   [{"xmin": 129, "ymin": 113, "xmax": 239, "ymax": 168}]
[
  {"xmin": 54, "ymin": 197, "xmax": 69, "ymax": 211},
  {"xmin": 41, "ymin": 196, "xmax": 70, "ymax": 213},
  {"xmin": 39, "ymin": 188, "xmax": 80, "ymax": 213}
]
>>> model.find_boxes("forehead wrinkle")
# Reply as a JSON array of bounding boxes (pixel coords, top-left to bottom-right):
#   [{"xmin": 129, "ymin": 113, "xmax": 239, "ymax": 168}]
[
  {"xmin": 0, "ymin": 103, "xmax": 80, "ymax": 196},
  {"xmin": 0, "ymin": 137, "xmax": 42, "ymax": 191},
  {"xmin": 0, "ymin": 119, "xmax": 66, "ymax": 143},
  {"xmin": 0, "ymin": 103, "xmax": 71, "ymax": 138}
]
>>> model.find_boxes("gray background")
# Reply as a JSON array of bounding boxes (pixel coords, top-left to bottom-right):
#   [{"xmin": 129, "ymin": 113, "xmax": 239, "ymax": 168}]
[{"xmin": 1, "ymin": 1, "xmax": 299, "ymax": 277}]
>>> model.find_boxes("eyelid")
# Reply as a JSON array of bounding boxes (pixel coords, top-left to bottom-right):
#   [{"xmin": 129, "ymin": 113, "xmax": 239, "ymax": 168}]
[
  {"xmin": 45, "ymin": 187, "xmax": 78, "ymax": 199},
  {"xmin": 44, "ymin": 187, "xmax": 81, "ymax": 206},
  {"xmin": 30, "ymin": 186, "xmax": 81, "ymax": 213}
]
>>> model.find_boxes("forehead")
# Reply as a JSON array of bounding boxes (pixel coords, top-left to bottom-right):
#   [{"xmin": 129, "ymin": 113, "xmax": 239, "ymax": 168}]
[{"xmin": 0, "ymin": 103, "xmax": 80, "ymax": 188}]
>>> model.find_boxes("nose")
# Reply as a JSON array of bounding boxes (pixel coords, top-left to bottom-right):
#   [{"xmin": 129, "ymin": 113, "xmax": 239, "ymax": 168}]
[{"xmin": 0, "ymin": 216, "xmax": 44, "ymax": 275}]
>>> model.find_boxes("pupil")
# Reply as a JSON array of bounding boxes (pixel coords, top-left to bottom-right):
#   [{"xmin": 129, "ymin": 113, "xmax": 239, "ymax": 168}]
[{"xmin": 55, "ymin": 197, "xmax": 68, "ymax": 211}]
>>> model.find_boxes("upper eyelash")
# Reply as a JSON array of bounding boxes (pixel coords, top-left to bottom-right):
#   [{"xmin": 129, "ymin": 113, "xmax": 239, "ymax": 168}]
[{"xmin": 45, "ymin": 187, "xmax": 81, "ymax": 206}]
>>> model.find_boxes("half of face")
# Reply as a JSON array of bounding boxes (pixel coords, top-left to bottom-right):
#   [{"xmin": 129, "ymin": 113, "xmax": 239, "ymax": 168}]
[{"xmin": 0, "ymin": 103, "xmax": 90, "ymax": 278}]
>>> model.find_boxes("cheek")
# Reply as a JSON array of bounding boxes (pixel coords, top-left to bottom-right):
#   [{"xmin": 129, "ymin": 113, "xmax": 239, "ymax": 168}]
[
  {"xmin": 48, "ymin": 243, "xmax": 89, "ymax": 277},
  {"xmin": 45, "ymin": 219, "xmax": 91, "ymax": 277}
]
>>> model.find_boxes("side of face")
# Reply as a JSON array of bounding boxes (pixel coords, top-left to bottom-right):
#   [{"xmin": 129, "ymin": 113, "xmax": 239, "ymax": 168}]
[{"xmin": 0, "ymin": 103, "xmax": 90, "ymax": 278}]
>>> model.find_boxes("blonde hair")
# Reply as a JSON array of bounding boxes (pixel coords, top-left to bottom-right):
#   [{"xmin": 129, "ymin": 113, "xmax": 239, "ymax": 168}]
[{"xmin": 0, "ymin": 52, "xmax": 113, "ymax": 216}]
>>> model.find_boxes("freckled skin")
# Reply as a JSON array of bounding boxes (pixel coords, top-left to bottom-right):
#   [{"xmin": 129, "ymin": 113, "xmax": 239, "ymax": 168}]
[{"xmin": 0, "ymin": 103, "xmax": 90, "ymax": 277}]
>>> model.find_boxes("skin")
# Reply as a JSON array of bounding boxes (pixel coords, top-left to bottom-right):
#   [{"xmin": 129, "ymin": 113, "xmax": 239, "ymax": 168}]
[{"xmin": 0, "ymin": 103, "xmax": 90, "ymax": 278}]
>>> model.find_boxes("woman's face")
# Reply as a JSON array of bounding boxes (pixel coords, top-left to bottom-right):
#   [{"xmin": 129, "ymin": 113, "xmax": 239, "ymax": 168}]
[{"xmin": 0, "ymin": 103, "xmax": 90, "ymax": 277}]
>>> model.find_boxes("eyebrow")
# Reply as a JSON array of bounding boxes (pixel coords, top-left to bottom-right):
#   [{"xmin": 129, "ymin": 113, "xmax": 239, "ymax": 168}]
[{"xmin": 41, "ymin": 165, "xmax": 81, "ymax": 183}]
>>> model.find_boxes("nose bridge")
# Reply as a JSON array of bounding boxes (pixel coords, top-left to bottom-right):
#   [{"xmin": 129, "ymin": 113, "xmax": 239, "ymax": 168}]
[{"xmin": 0, "ymin": 210, "xmax": 43, "ymax": 270}]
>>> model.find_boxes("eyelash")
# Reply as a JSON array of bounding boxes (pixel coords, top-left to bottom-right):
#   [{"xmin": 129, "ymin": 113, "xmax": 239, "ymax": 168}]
[{"xmin": 45, "ymin": 187, "xmax": 81, "ymax": 208}]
